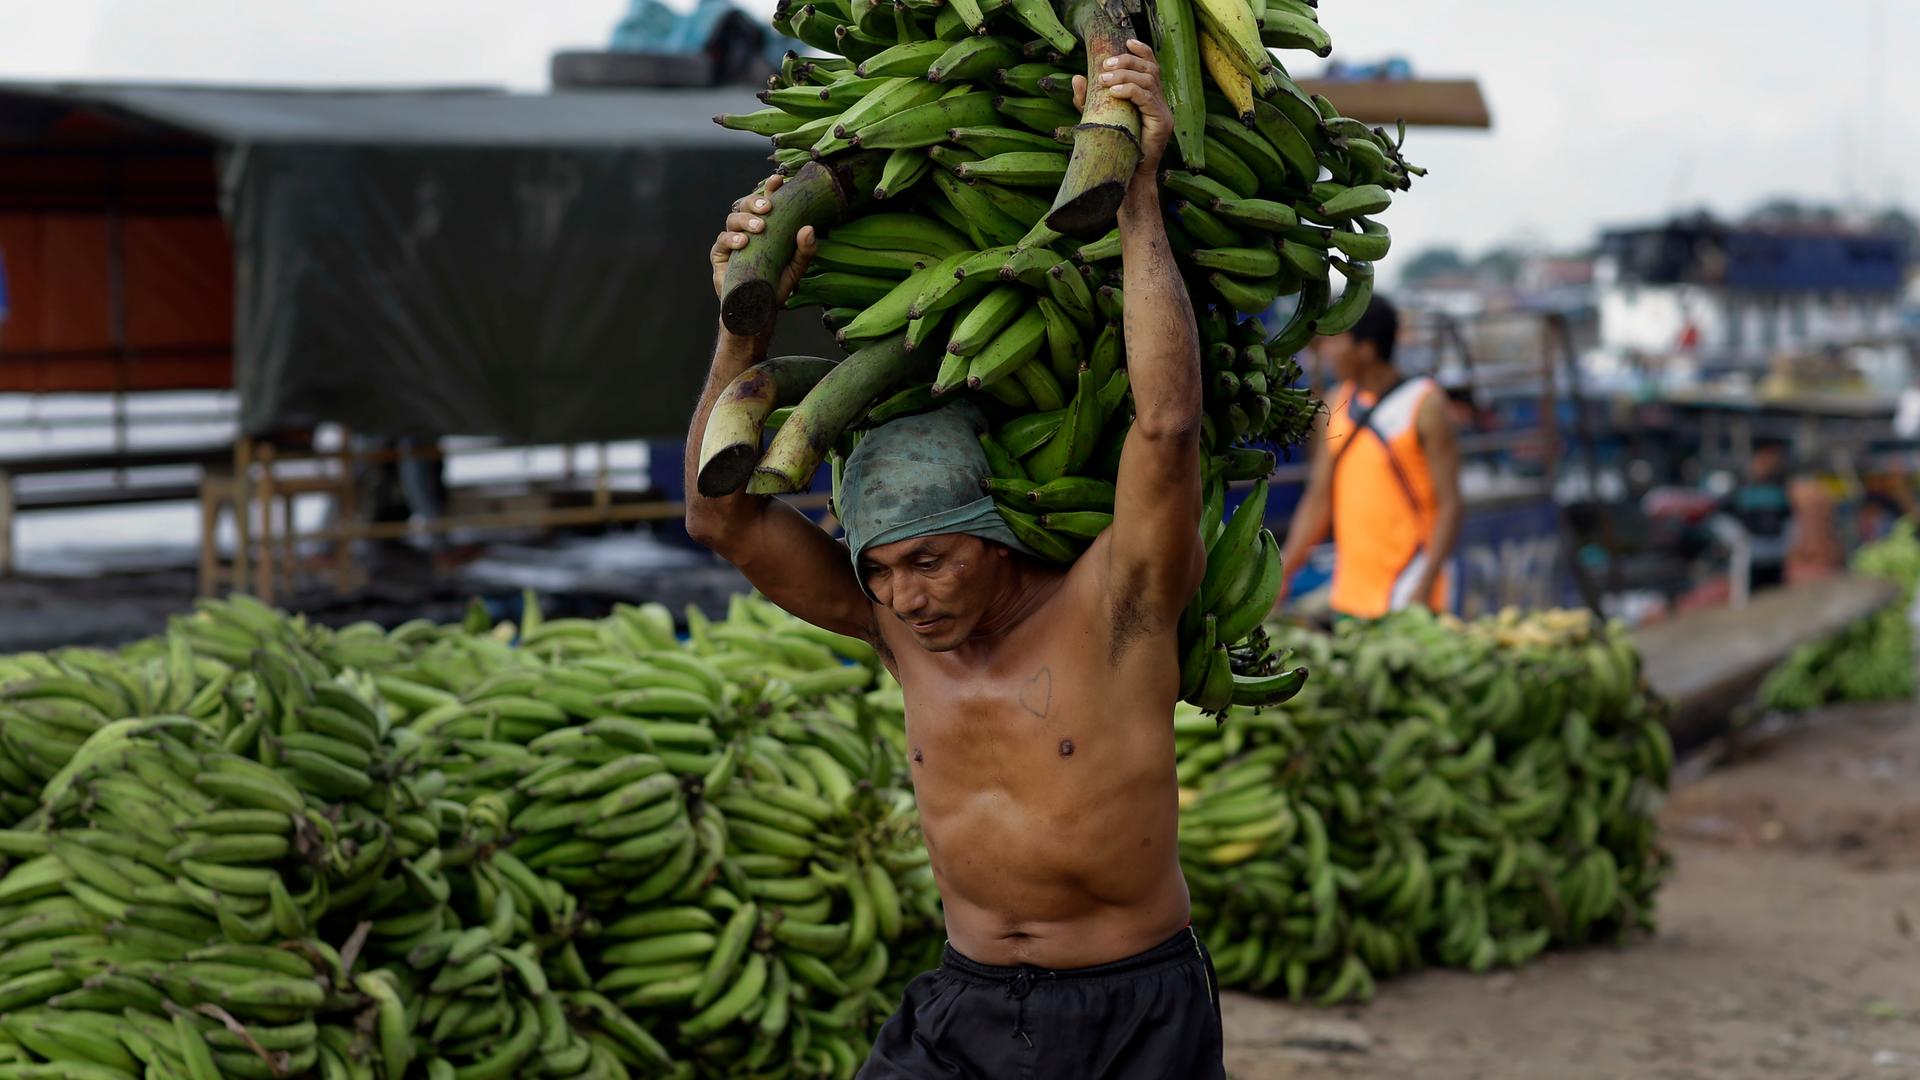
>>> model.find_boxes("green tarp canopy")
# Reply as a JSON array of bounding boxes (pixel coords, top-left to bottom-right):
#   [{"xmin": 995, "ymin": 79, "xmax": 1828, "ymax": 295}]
[{"xmin": 0, "ymin": 82, "xmax": 835, "ymax": 441}]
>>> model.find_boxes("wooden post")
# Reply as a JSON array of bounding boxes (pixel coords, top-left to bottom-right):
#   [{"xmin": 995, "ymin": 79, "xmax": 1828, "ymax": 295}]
[
  {"xmin": 255, "ymin": 443, "xmax": 277, "ymax": 603},
  {"xmin": 1538, "ymin": 315, "xmax": 1562, "ymax": 483},
  {"xmin": 334, "ymin": 431, "xmax": 358, "ymax": 591},
  {"xmin": 232, "ymin": 438, "xmax": 252, "ymax": 596},
  {"xmin": 279, "ymin": 487, "xmax": 297, "ymax": 600},
  {"xmin": 197, "ymin": 475, "xmax": 221, "ymax": 597},
  {"xmin": 0, "ymin": 470, "xmax": 13, "ymax": 576}
]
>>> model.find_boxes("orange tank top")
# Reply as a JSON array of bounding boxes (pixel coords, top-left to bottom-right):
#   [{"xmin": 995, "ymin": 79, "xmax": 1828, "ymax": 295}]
[{"xmin": 1325, "ymin": 376, "xmax": 1451, "ymax": 618}]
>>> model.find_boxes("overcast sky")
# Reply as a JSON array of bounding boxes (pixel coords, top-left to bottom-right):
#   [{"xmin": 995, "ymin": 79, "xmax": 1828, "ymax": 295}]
[{"xmin": 0, "ymin": 0, "xmax": 1912, "ymax": 269}]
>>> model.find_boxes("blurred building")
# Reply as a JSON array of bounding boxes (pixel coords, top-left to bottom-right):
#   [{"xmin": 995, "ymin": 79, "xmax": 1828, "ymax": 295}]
[
  {"xmin": 1518, "ymin": 255, "xmax": 1595, "ymax": 310},
  {"xmin": 1595, "ymin": 215, "xmax": 1908, "ymax": 368}
]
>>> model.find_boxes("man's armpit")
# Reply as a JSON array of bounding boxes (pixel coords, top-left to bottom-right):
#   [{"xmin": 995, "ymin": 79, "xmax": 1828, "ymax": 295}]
[
  {"xmin": 1101, "ymin": 543, "xmax": 1163, "ymax": 665},
  {"xmin": 866, "ymin": 616, "xmax": 896, "ymax": 668},
  {"xmin": 1108, "ymin": 588, "xmax": 1154, "ymax": 666}
]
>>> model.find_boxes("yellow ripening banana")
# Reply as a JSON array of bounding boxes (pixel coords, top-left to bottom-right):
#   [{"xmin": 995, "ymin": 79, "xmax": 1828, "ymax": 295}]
[{"xmin": 1197, "ymin": 29, "xmax": 1256, "ymax": 126}]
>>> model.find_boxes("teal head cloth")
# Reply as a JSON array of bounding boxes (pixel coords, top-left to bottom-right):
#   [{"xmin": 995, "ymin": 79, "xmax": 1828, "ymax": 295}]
[{"xmin": 839, "ymin": 401, "xmax": 1039, "ymax": 601}]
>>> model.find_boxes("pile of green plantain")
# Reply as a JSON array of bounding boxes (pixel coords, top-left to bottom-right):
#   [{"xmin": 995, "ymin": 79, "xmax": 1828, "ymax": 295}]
[
  {"xmin": 1759, "ymin": 521, "xmax": 1920, "ymax": 712},
  {"xmin": 701, "ymin": 0, "xmax": 1419, "ymax": 711},
  {"xmin": 0, "ymin": 594, "xmax": 941, "ymax": 1080},
  {"xmin": 1178, "ymin": 607, "xmax": 1673, "ymax": 1004},
  {"xmin": 0, "ymin": 593, "xmax": 1669, "ymax": 1071}
]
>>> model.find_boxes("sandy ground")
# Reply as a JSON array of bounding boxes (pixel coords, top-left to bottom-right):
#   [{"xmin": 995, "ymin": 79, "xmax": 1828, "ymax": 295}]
[{"xmin": 1222, "ymin": 703, "xmax": 1920, "ymax": 1080}]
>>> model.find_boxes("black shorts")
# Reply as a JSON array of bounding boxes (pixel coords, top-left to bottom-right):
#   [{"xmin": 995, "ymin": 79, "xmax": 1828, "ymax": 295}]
[{"xmin": 858, "ymin": 928, "xmax": 1226, "ymax": 1079}]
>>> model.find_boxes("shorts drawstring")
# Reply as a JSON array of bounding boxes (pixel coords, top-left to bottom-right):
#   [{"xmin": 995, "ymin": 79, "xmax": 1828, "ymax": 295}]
[
  {"xmin": 1187, "ymin": 927, "xmax": 1215, "ymax": 1007},
  {"xmin": 1005, "ymin": 968, "xmax": 1044, "ymax": 1047}
]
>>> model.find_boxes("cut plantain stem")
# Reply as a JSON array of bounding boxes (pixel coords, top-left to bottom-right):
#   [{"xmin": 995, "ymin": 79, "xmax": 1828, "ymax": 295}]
[
  {"xmin": 697, "ymin": 357, "xmax": 841, "ymax": 497},
  {"xmin": 1043, "ymin": 0, "xmax": 1144, "ymax": 240},
  {"xmin": 749, "ymin": 336, "xmax": 935, "ymax": 493},
  {"xmin": 719, "ymin": 153, "xmax": 889, "ymax": 337}
]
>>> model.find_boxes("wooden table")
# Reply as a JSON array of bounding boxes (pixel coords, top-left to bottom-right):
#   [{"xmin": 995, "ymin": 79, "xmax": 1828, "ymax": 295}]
[{"xmin": 0, "ymin": 444, "xmax": 231, "ymax": 573}]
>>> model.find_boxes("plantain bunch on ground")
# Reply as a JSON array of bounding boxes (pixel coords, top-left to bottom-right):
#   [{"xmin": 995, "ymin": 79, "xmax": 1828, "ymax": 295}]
[
  {"xmin": 1759, "ymin": 521, "xmax": 1920, "ymax": 712},
  {"xmin": 1173, "ymin": 607, "xmax": 1672, "ymax": 1005},
  {"xmin": 701, "ymin": 0, "xmax": 1416, "ymax": 710},
  {"xmin": 0, "ymin": 593, "xmax": 940, "ymax": 1080}
]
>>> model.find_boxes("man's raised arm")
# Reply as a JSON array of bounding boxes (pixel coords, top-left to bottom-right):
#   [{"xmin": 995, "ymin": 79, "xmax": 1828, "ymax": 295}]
[
  {"xmin": 684, "ymin": 178, "xmax": 873, "ymax": 639},
  {"xmin": 1075, "ymin": 42, "xmax": 1207, "ymax": 621}
]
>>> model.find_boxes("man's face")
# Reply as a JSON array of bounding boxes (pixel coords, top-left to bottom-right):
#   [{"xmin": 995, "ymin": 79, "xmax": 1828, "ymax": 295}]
[
  {"xmin": 860, "ymin": 533, "xmax": 1005, "ymax": 652},
  {"xmin": 1315, "ymin": 331, "xmax": 1373, "ymax": 384}
]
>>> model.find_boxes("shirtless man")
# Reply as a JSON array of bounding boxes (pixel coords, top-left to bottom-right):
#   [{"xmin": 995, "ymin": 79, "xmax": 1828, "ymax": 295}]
[{"xmin": 686, "ymin": 41, "xmax": 1222, "ymax": 1078}]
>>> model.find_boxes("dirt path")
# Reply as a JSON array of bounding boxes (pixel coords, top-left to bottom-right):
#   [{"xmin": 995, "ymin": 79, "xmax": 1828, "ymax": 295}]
[{"xmin": 1222, "ymin": 704, "xmax": 1920, "ymax": 1080}]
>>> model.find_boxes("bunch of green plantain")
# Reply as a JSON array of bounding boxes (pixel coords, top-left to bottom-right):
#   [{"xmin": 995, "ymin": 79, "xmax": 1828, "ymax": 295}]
[
  {"xmin": 0, "ymin": 618, "xmax": 519, "ymax": 1080},
  {"xmin": 1760, "ymin": 521, "xmax": 1920, "ymax": 713},
  {"xmin": 701, "ymin": 0, "xmax": 1419, "ymax": 710},
  {"xmin": 373, "ymin": 596, "xmax": 943, "ymax": 1078},
  {"xmin": 1163, "ymin": 606, "xmax": 1672, "ymax": 1005}
]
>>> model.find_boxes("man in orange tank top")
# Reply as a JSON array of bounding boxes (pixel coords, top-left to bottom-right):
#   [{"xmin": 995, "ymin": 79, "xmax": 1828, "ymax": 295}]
[{"xmin": 1274, "ymin": 295, "xmax": 1463, "ymax": 619}]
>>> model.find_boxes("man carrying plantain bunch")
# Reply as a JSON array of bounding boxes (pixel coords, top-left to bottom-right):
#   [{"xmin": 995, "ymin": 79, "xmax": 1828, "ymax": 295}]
[{"xmin": 686, "ymin": 40, "xmax": 1226, "ymax": 1080}]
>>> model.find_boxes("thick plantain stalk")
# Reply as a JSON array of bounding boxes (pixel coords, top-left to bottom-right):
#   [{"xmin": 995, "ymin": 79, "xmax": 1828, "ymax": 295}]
[
  {"xmin": 697, "ymin": 356, "xmax": 841, "ymax": 496},
  {"xmin": 719, "ymin": 152, "xmax": 889, "ymax": 337},
  {"xmin": 748, "ymin": 335, "xmax": 934, "ymax": 494},
  {"xmin": 1044, "ymin": 0, "xmax": 1144, "ymax": 240}
]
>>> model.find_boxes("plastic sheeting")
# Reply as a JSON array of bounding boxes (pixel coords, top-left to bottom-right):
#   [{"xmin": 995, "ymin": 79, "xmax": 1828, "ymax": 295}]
[{"xmin": 227, "ymin": 120, "xmax": 834, "ymax": 439}]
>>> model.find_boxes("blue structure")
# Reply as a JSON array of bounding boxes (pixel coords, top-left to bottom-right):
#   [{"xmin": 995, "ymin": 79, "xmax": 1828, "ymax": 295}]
[
  {"xmin": 611, "ymin": 0, "xmax": 801, "ymax": 70},
  {"xmin": 1720, "ymin": 231, "xmax": 1906, "ymax": 293},
  {"xmin": 1601, "ymin": 218, "xmax": 1906, "ymax": 294}
]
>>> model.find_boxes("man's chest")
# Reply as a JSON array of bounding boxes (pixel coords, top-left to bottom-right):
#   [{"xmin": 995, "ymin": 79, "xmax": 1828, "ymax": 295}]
[
  {"xmin": 891, "ymin": 653, "xmax": 1107, "ymax": 780},
  {"xmin": 895, "ymin": 666, "xmax": 1181, "ymax": 844}
]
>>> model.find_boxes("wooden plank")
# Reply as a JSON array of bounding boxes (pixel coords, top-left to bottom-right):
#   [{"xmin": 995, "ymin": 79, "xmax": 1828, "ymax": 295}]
[
  {"xmin": 1635, "ymin": 575, "xmax": 1900, "ymax": 746},
  {"xmin": 1295, "ymin": 78, "xmax": 1491, "ymax": 129},
  {"xmin": 304, "ymin": 492, "xmax": 831, "ymax": 543},
  {"xmin": 12, "ymin": 483, "xmax": 203, "ymax": 510},
  {"xmin": 0, "ymin": 445, "xmax": 230, "ymax": 475}
]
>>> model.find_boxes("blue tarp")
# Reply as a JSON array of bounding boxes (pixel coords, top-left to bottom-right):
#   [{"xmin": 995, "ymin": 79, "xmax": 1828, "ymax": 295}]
[{"xmin": 612, "ymin": 0, "xmax": 799, "ymax": 68}]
